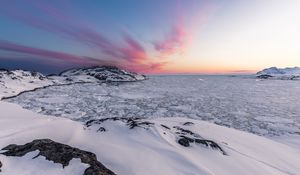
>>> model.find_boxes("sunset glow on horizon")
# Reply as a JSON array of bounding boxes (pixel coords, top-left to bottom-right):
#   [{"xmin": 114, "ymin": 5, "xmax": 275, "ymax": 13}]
[{"xmin": 1, "ymin": 0, "xmax": 300, "ymax": 74}]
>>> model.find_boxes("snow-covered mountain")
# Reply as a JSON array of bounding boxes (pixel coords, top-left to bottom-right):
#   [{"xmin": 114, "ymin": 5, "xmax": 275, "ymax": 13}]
[
  {"xmin": 60, "ymin": 66, "xmax": 146, "ymax": 82},
  {"xmin": 0, "ymin": 66, "xmax": 146, "ymax": 99},
  {"xmin": 256, "ymin": 67, "xmax": 300, "ymax": 80}
]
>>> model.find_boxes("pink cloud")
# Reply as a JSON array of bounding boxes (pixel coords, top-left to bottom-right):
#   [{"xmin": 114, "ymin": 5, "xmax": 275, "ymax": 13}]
[
  {"xmin": 119, "ymin": 33, "xmax": 148, "ymax": 61},
  {"xmin": 123, "ymin": 61, "xmax": 167, "ymax": 73},
  {"xmin": 0, "ymin": 1, "xmax": 148, "ymax": 64},
  {"xmin": 0, "ymin": 40, "xmax": 162, "ymax": 73},
  {"xmin": 153, "ymin": 22, "xmax": 188, "ymax": 56},
  {"xmin": 0, "ymin": 40, "xmax": 100, "ymax": 65},
  {"xmin": 0, "ymin": 1, "xmax": 169, "ymax": 72}
]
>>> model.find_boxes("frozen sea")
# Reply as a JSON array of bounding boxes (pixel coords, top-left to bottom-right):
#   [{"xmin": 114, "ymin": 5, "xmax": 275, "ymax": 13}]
[{"xmin": 6, "ymin": 75, "xmax": 300, "ymax": 137}]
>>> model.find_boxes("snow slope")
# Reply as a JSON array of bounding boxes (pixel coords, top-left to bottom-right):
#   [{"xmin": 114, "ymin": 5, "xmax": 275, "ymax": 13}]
[
  {"xmin": 256, "ymin": 67, "xmax": 300, "ymax": 80},
  {"xmin": 1, "ymin": 101, "xmax": 300, "ymax": 175}
]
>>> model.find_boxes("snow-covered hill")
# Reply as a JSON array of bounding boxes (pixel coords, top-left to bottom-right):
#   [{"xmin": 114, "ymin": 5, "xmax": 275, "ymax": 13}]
[
  {"xmin": 1, "ymin": 101, "xmax": 300, "ymax": 175},
  {"xmin": 0, "ymin": 66, "xmax": 146, "ymax": 99},
  {"xmin": 256, "ymin": 67, "xmax": 300, "ymax": 80},
  {"xmin": 60, "ymin": 66, "xmax": 146, "ymax": 82},
  {"xmin": 0, "ymin": 69, "xmax": 56, "ymax": 99}
]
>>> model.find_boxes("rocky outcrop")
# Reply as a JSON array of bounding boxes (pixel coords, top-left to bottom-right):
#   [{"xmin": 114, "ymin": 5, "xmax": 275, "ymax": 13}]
[
  {"xmin": 174, "ymin": 126, "xmax": 227, "ymax": 155},
  {"xmin": 85, "ymin": 117, "xmax": 154, "ymax": 130},
  {"xmin": 85, "ymin": 117, "xmax": 227, "ymax": 156},
  {"xmin": 1, "ymin": 139, "xmax": 116, "ymax": 175},
  {"xmin": 177, "ymin": 136, "xmax": 227, "ymax": 155}
]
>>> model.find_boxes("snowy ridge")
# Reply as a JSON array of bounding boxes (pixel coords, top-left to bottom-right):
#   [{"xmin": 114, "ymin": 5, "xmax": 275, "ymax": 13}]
[
  {"xmin": 256, "ymin": 67, "xmax": 300, "ymax": 80},
  {"xmin": 0, "ymin": 69, "xmax": 55, "ymax": 98},
  {"xmin": 60, "ymin": 66, "xmax": 146, "ymax": 82},
  {"xmin": 0, "ymin": 101, "xmax": 300, "ymax": 175},
  {"xmin": 0, "ymin": 66, "xmax": 146, "ymax": 99}
]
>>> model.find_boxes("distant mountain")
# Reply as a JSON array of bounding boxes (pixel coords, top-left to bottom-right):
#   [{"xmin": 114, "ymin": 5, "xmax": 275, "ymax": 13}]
[
  {"xmin": 0, "ymin": 66, "xmax": 146, "ymax": 99},
  {"xmin": 256, "ymin": 67, "xmax": 300, "ymax": 80}
]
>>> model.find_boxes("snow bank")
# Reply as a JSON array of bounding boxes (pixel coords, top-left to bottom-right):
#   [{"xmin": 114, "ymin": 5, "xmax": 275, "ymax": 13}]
[{"xmin": 1, "ymin": 101, "xmax": 300, "ymax": 175}]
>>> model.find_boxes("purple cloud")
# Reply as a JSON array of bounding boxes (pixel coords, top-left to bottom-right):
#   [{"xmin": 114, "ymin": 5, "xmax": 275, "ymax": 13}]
[
  {"xmin": 153, "ymin": 22, "xmax": 188, "ymax": 56},
  {"xmin": 0, "ymin": 1, "xmax": 150, "ymax": 64},
  {"xmin": 0, "ymin": 40, "xmax": 107, "ymax": 65},
  {"xmin": 0, "ymin": 1, "xmax": 173, "ymax": 72}
]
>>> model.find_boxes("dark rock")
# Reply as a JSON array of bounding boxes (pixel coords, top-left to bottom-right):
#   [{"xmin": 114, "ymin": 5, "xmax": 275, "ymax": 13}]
[
  {"xmin": 194, "ymin": 139, "xmax": 227, "ymax": 155},
  {"xmin": 1, "ymin": 139, "xmax": 116, "ymax": 175},
  {"xmin": 291, "ymin": 75, "xmax": 300, "ymax": 80},
  {"xmin": 0, "ymin": 160, "xmax": 2, "ymax": 172},
  {"xmin": 178, "ymin": 138, "xmax": 191, "ymax": 147},
  {"xmin": 127, "ymin": 119, "xmax": 153, "ymax": 129},
  {"xmin": 256, "ymin": 74, "xmax": 273, "ymax": 79},
  {"xmin": 173, "ymin": 126, "xmax": 198, "ymax": 137},
  {"xmin": 183, "ymin": 122, "xmax": 194, "ymax": 126},
  {"xmin": 65, "ymin": 78, "xmax": 73, "ymax": 81},
  {"xmin": 194, "ymin": 139, "xmax": 208, "ymax": 147},
  {"xmin": 97, "ymin": 127, "xmax": 106, "ymax": 132},
  {"xmin": 180, "ymin": 135, "xmax": 194, "ymax": 143},
  {"xmin": 178, "ymin": 136, "xmax": 227, "ymax": 155},
  {"xmin": 85, "ymin": 117, "xmax": 153, "ymax": 130},
  {"xmin": 94, "ymin": 74, "xmax": 108, "ymax": 80},
  {"xmin": 161, "ymin": 124, "xmax": 170, "ymax": 130}
]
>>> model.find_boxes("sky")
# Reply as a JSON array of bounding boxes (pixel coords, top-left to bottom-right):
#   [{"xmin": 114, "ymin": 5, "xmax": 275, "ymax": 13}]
[{"xmin": 0, "ymin": 0, "xmax": 300, "ymax": 74}]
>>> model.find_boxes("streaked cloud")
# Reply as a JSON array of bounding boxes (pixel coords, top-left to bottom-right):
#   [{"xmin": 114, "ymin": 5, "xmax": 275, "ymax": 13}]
[
  {"xmin": 0, "ymin": 40, "xmax": 102, "ymax": 65},
  {"xmin": 153, "ymin": 22, "xmax": 188, "ymax": 56}
]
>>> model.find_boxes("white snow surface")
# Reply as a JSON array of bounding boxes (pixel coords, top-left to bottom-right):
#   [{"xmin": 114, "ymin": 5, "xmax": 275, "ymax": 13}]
[
  {"xmin": 256, "ymin": 67, "xmax": 300, "ymax": 79},
  {"xmin": 1, "ymin": 101, "xmax": 300, "ymax": 175}
]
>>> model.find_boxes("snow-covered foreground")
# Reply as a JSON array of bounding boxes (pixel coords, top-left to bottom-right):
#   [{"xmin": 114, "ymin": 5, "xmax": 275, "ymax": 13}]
[
  {"xmin": 1, "ymin": 69, "xmax": 300, "ymax": 174},
  {"xmin": 8, "ymin": 75, "xmax": 300, "ymax": 138},
  {"xmin": 1, "ymin": 101, "xmax": 300, "ymax": 175}
]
